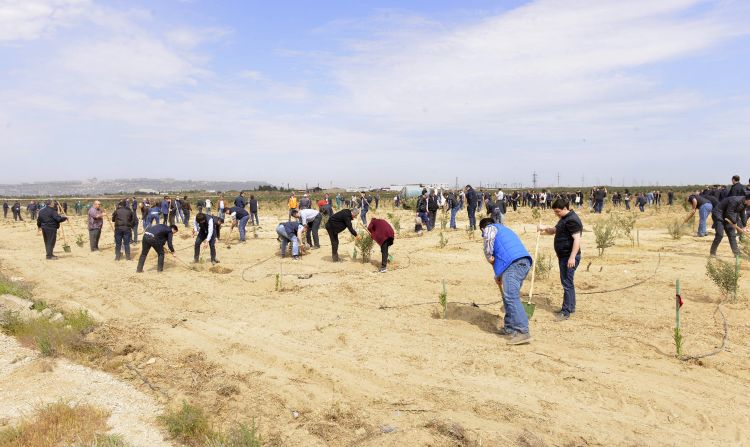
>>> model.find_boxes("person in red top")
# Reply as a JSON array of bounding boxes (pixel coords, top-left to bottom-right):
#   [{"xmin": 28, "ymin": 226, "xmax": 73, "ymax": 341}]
[{"xmin": 367, "ymin": 217, "xmax": 395, "ymax": 273}]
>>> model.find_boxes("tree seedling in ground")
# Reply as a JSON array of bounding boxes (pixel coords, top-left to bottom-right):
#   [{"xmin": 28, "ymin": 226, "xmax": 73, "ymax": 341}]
[
  {"xmin": 438, "ymin": 280, "xmax": 447, "ymax": 319},
  {"xmin": 531, "ymin": 207, "xmax": 541, "ymax": 220},
  {"xmin": 593, "ymin": 220, "xmax": 617, "ymax": 256},
  {"xmin": 354, "ymin": 233, "xmax": 374, "ymax": 263},
  {"xmin": 438, "ymin": 231, "xmax": 448, "ymax": 248},
  {"xmin": 674, "ymin": 279, "xmax": 684, "ymax": 357},
  {"xmin": 75, "ymin": 234, "xmax": 85, "ymax": 247},
  {"xmin": 706, "ymin": 256, "xmax": 742, "ymax": 302},
  {"xmin": 667, "ymin": 219, "xmax": 684, "ymax": 240},
  {"xmin": 533, "ymin": 251, "xmax": 553, "ymax": 280}
]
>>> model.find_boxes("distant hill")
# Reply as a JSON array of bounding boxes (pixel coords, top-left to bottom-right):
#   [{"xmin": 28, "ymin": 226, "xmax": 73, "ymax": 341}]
[{"xmin": 0, "ymin": 178, "xmax": 271, "ymax": 197}]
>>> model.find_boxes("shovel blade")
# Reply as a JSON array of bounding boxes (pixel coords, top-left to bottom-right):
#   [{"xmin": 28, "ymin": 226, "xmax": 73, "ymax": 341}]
[{"xmin": 522, "ymin": 301, "xmax": 536, "ymax": 318}]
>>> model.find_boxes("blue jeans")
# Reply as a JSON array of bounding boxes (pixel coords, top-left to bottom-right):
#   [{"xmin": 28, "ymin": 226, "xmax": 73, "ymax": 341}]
[
  {"xmin": 114, "ymin": 228, "xmax": 132, "ymax": 260},
  {"xmin": 449, "ymin": 206, "xmax": 459, "ymax": 229},
  {"xmin": 238, "ymin": 215, "xmax": 250, "ymax": 241},
  {"xmin": 624, "ymin": 200, "xmax": 630, "ymax": 210},
  {"xmin": 418, "ymin": 212, "xmax": 429, "ymax": 228},
  {"xmin": 361, "ymin": 209, "xmax": 368, "ymax": 225},
  {"xmin": 250, "ymin": 212, "xmax": 259, "ymax": 225},
  {"xmin": 698, "ymin": 202, "xmax": 712, "ymax": 236},
  {"xmin": 467, "ymin": 207, "xmax": 476, "ymax": 230},
  {"xmin": 498, "ymin": 258, "xmax": 531, "ymax": 334},
  {"xmin": 147, "ymin": 212, "xmax": 160, "ymax": 228},
  {"xmin": 276, "ymin": 225, "xmax": 299, "ymax": 256},
  {"xmin": 559, "ymin": 254, "xmax": 580, "ymax": 316}
]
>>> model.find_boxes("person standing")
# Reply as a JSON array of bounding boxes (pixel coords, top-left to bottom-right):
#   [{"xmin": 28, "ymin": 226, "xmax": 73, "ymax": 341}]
[
  {"xmin": 88, "ymin": 200, "xmax": 105, "ymax": 251},
  {"xmin": 2, "ymin": 201, "xmax": 7, "ymax": 219},
  {"xmin": 136, "ymin": 224, "xmax": 178, "ymax": 273},
  {"xmin": 299, "ymin": 207, "xmax": 322, "ymax": 249},
  {"xmin": 193, "ymin": 212, "xmax": 220, "ymax": 264},
  {"xmin": 359, "ymin": 192, "xmax": 371, "ymax": 226},
  {"xmin": 205, "ymin": 197, "xmax": 213, "ymax": 215},
  {"xmin": 11, "ymin": 201, "xmax": 22, "ymax": 221},
  {"xmin": 325, "ymin": 208, "xmax": 360, "ymax": 262},
  {"xmin": 728, "ymin": 175, "xmax": 745, "ymax": 197},
  {"xmin": 234, "ymin": 191, "xmax": 246, "ymax": 209},
  {"xmin": 447, "ymin": 191, "xmax": 459, "ymax": 229},
  {"xmin": 181, "ymin": 196, "xmax": 192, "ymax": 229},
  {"xmin": 416, "ymin": 189, "xmax": 430, "ymax": 230},
  {"xmin": 287, "ymin": 192, "xmax": 298, "ymax": 220},
  {"xmin": 427, "ymin": 190, "xmax": 438, "ymax": 231},
  {"xmin": 225, "ymin": 205, "xmax": 251, "ymax": 242},
  {"xmin": 668, "ymin": 190, "xmax": 674, "ymax": 206},
  {"xmin": 710, "ymin": 194, "xmax": 750, "ymax": 257},
  {"xmin": 249, "ymin": 195, "xmax": 259, "ymax": 225},
  {"xmin": 465, "ymin": 185, "xmax": 477, "ymax": 230},
  {"xmin": 160, "ymin": 196, "xmax": 170, "ymax": 225},
  {"xmin": 36, "ymin": 200, "xmax": 67, "ymax": 260},
  {"xmin": 112, "ymin": 200, "xmax": 136, "ymax": 261},
  {"xmin": 479, "ymin": 217, "xmax": 532, "ymax": 345},
  {"xmin": 539, "ymin": 198, "xmax": 583, "ymax": 321},
  {"xmin": 299, "ymin": 193, "xmax": 312, "ymax": 211},
  {"xmin": 367, "ymin": 217, "xmax": 395, "ymax": 273}
]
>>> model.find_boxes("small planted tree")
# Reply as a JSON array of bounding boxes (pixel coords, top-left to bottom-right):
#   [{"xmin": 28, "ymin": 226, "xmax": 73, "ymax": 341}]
[
  {"xmin": 438, "ymin": 231, "xmax": 448, "ymax": 249},
  {"xmin": 440, "ymin": 211, "xmax": 448, "ymax": 230},
  {"xmin": 615, "ymin": 213, "xmax": 637, "ymax": 245},
  {"xmin": 593, "ymin": 220, "xmax": 617, "ymax": 256},
  {"xmin": 531, "ymin": 207, "xmax": 541, "ymax": 221},
  {"xmin": 533, "ymin": 251, "xmax": 553, "ymax": 280},
  {"xmin": 667, "ymin": 219, "xmax": 684, "ymax": 240},
  {"xmin": 706, "ymin": 256, "xmax": 741, "ymax": 301},
  {"xmin": 438, "ymin": 280, "xmax": 447, "ymax": 319},
  {"xmin": 355, "ymin": 233, "xmax": 374, "ymax": 263}
]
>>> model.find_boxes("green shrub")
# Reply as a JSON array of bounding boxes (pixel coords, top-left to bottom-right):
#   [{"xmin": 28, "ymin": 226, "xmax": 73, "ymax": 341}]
[
  {"xmin": 160, "ymin": 401, "xmax": 212, "ymax": 446},
  {"xmin": 355, "ymin": 233, "xmax": 374, "ymax": 263},
  {"xmin": 706, "ymin": 257, "xmax": 741, "ymax": 301},
  {"xmin": 667, "ymin": 219, "xmax": 684, "ymax": 240},
  {"xmin": 593, "ymin": 220, "xmax": 617, "ymax": 256}
]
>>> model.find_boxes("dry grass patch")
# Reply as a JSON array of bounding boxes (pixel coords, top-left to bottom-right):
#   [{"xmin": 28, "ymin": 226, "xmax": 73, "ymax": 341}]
[
  {"xmin": 160, "ymin": 401, "xmax": 262, "ymax": 447},
  {"xmin": 0, "ymin": 271, "xmax": 32, "ymax": 299},
  {"xmin": 0, "ymin": 309, "xmax": 99, "ymax": 359},
  {"xmin": 0, "ymin": 401, "xmax": 130, "ymax": 447}
]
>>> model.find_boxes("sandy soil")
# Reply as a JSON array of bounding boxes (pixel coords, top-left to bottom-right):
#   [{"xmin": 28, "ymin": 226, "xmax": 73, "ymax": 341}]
[
  {"xmin": 0, "ymin": 332, "xmax": 170, "ymax": 446},
  {"xmin": 0, "ymin": 204, "xmax": 748, "ymax": 446}
]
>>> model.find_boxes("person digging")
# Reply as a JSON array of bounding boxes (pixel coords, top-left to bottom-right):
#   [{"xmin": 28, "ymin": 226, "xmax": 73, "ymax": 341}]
[
  {"xmin": 193, "ymin": 212, "xmax": 221, "ymax": 265},
  {"xmin": 136, "ymin": 224, "xmax": 178, "ymax": 273}
]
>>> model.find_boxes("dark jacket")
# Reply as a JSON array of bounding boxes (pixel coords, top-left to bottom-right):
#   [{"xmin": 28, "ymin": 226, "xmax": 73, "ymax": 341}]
[
  {"xmin": 37, "ymin": 206, "xmax": 67, "ymax": 230},
  {"xmin": 229, "ymin": 206, "xmax": 249, "ymax": 220},
  {"xmin": 144, "ymin": 224, "xmax": 175, "ymax": 252},
  {"xmin": 427, "ymin": 195, "xmax": 439, "ymax": 212},
  {"xmin": 234, "ymin": 196, "xmax": 246, "ymax": 208},
  {"xmin": 326, "ymin": 209, "xmax": 357, "ymax": 236},
  {"xmin": 249, "ymin": 199, "xmax": 258, "ymax": 213},
  {"xmin": 466, "ymin": 188, "xmax": 477, "ymax": 209},
  {"xmin": 112, "ymin": 206, "xmax": 136, "ymax": 230},
  {"xmin": 728, "ymin": 183, "xmax": 746, "ymax": 197},
  {"xmin": 714, "ymin": 196, "xmax": 748, "ymax": 227}
]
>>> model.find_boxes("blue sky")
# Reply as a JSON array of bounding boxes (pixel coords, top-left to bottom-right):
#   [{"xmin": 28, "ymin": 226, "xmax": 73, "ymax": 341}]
[{"xmin": 1, "ymin": 0, "xmax": 749, "ymax": 188}]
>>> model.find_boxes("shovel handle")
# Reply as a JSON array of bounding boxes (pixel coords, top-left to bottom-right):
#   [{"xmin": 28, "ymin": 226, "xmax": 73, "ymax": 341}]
[{"xmin": 528, "ymin": 219, "xmax": 542, "ymax": 302}]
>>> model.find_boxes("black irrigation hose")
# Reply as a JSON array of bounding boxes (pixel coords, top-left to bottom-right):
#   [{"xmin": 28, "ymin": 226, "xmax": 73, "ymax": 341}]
[
  {"xmin": 577, "ymin": 251, "xmax": 662, "ymax": 295},
  {"xmin": 678, "ymin": 303, "xmax": 728, "ymax": 361}
]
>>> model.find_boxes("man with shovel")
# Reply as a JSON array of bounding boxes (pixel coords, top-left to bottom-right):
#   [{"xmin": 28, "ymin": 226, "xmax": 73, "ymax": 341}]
[
  {"xmin": 710, "ymin": 194, "xmax": 750, "ymax": 257},
  {"xmin": 136, "ymin": 224, "xmax": 178, "ymax": 273},
  {"xmin": 480, "ymin": 217, "xmax": 532, "ymax": 345},
  {"xmin": 538, "ymin": 198, "xmax": 583, "ymax": 322},
  {"xmin": 224, "ymin": 205, "xmax": 250, "ymax": 243},
  {"xmin": 37, "ymin": 200, "xmax": 68, "ymax": 260},
  {"xmin": 193, "ymin": 212, "xmax": 220, "ymax": 264},
  {"xmin": 325, "ymin": 208, "xmax": 360, "ymax": 262}
]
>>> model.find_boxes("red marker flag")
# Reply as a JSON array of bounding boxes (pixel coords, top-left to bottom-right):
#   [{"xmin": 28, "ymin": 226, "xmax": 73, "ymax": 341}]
[{"xmin": 676, "ymin": 294, "xmax": 683, "ymax": 308}]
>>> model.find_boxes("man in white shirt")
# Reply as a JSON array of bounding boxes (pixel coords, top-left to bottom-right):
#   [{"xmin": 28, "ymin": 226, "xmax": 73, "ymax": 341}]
[
  {"xmin": 299, "ymin": 208, "xmax": 322, "ymax": 249},
  {"xmin": 205, "ymin": 198, "xmax": 212, "ymax": 215}
]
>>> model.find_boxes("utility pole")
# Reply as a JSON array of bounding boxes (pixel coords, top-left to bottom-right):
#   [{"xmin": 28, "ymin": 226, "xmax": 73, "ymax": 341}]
[
  {"xmin": 557, "ymin": 172, "xmax": 560, "ymax": 187},
  {"xmin": 581, "ymin": 175, "xmax": 584, "ymax": 188},
  {"xmin": 455, "ymin": 177, "xmax": 458, "ymax": 189},
  {"xmin": 532, "ymin": 171, "xmax": 538, "ymax": 190}
]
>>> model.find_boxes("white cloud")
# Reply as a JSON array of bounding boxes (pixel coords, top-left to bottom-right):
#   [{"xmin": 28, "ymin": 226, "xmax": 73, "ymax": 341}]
[{"xmin": 0, "ymin": 0, "xmax": 89, "ymax": 43}]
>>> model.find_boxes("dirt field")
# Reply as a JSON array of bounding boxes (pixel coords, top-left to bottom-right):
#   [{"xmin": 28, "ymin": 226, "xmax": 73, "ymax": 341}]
[{"xmin": 1, "ymin": 203, "xmax": 748, "ymax": 446}]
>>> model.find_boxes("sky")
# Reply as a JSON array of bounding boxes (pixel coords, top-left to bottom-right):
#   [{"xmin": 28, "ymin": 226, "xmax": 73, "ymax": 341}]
[{"xmin": 1, "ymin": 0, "xmax": 749, "ymax": 188}]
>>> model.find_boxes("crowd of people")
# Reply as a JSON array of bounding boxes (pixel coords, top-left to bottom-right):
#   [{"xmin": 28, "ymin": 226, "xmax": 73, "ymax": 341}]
[{"xmin": 5, "ymin": 174, "xmax": 749, "ymax": 346}]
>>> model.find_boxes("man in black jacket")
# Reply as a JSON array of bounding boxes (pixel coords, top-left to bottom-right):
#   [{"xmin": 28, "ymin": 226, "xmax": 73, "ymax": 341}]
[
  {"xmin": 427, "ymin": 190, "xmax": 439, "ymax": 231},
  {"xmin": 728, "ymin": 175, "xmax": 746, "ymax": 197},
  {"xmin": 136, "ymin": 224, "xmax": 178, "ymax": 272},
  {"xmin": 193, "ymin": 212, "xmax": 220, "ymax": 264},
  {"xmin": 465, "ymin": 185, "xmax": 477, "ymax": 230},
  {"xmin": 3, "ymin": 201, "xmax": 8, "ymax": 219},
  {"xmin": 12, "ymin": 201, "xmax": 22, "ymax": 221},
  {"xmin": 37, "ymin": 200, "xmax": 67, "ymax": 260},
  {"xmin": 112, "ymin": 200, "xmax": 137, "ymax": 261},
  {"xmin": 710, "ymin": 194, "xmax": 750, "ymax": 257},
  {"xmin": 325, "ymin": 208, "xmax": 360, "ymax": 262}
]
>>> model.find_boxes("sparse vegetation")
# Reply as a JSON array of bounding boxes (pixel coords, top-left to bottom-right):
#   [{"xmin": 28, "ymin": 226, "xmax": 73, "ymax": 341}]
[
  {"xmin": 0, "ymin": 401, "xmax": 119, "ymax": 447},
  {"xmin": 533, "ymin": 251, "xmax": 553, "ymax": 280},
  {"xmin": 593, "ymin": 220, "xmax": 617, "ymax": 256},
  {"xmin": 614, "ymin": 213, "xmax": 637, "ymax": 245},
  {"xmin": 0, "ymin": 271, "xmax": 32, "ymax": 299},
  {"xmin": 204, "ymin": 422, "xmax": 262, "ymax": 447},
  {"xmin": 438, "ymin": 231, "xmax": 448, "ymax": 248},
  {"xmin": 160, "ymin": 401, "xmax": 212, "ymax": 446},
  {"xmin": 76, "ymin": 234, "xmax": 85, "ymax": 247},
  {"xmin": 673, "ymin": 327, "xmax": 683, "ymax": 357},
  {"xmin": 0, "ymin": 308, "xmax": 99, "ymax": 359},
  {"xmin": 706, "ymin": 257, "xmax": 741, "ymax": 301},
  {"xmin": 438, "ymin": 280, "xmax": 447, "ymax": 319},
  {"xmin": 354, "ymin": 233, "xmax": 374, "ymax": 263},
  {"xmin": 667, "ymin": 219, "xmax": 684, "ymax": 240},
  {"xmin": 531, "ymin": 207, "xmax": 541, "ymax": 220}
]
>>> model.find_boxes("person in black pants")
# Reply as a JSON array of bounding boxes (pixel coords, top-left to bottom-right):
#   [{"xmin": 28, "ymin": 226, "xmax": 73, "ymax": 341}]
[
  {"xmin": 112, "ymin": 200, "xmax": 136, "ymax": 261},
  {"xmin": 249, "ymin": 195, "xmax": 259, "ymax": 225},
  {"xmin": 136, "ymin": 224, "xmax": 178, "ymax": 273},
  {"xmin": 465, "ymin": 185, "xmax": 477, "ymax": 230},
  {"xmin": 193, "ymin": 212, "xmax": 220, "ymax": 264},
  {"xmin": 325, "ymin": 208, "xmax": 359, "ymax": 262},
  {"xmin": 36, "ymin": 200, "xmax": 67, "ymax": 260},
  {"xmin": 2, "ymin": 202, "xmax": 8, "ymax": 218},
  {"xmin": 710, "ymin": 194, "xmax": 750, "ymax": 257}
]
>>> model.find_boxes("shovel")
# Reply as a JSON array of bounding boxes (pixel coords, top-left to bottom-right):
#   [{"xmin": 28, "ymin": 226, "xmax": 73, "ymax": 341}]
[{"xmin": 524, "ymin": 220, "xmax": 542, "ymax": 318}]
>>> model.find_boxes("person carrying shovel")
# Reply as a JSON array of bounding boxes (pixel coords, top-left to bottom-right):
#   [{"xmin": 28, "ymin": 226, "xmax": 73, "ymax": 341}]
[
  {"xmin": 538, "ymin": 198, "xmax": 583, "ymax": 322},
  {"xmin": 36, "ymin": 199, "xmax": 68, "ymax": 260},
  {"xmin": 479, "ymin": 217, "xmax": 532, "ymax": 345}
]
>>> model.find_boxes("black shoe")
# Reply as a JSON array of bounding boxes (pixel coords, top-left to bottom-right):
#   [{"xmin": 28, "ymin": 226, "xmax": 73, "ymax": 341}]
[
  {"xmin": 211, "ymin": 259, "xmax": 220, "ymax": 264},
  {"xmin": 47, "ymin": 256, "xmax": 58, "ymax": 260},
  {"xmin": 193, "ymin": 259, "xmax": 200, "ymax": 264},
  {"xmin": 332, "ymin": 256, "xmax": 341, "ymax": 262},
  {"xmin": 554, "ymin": 312, "xmax": 570, "ymax": 322}
]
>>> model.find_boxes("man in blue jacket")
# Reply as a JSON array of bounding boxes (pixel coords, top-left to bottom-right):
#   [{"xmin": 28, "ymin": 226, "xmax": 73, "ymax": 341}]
[
  {"xmin": 136, "ymin": 224, "xmax": 178, "ymax": 273},
  {"xmin": 480, "ymin": 217, "xmax": 533, "ymax": 345},
  {"xmin": 225, "ymin": 205, "xmax": 251, "ymax": 242}
]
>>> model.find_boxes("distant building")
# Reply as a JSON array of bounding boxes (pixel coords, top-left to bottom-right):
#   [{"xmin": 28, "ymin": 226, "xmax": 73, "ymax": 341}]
[{"xmin": 135, "ymin": 189, "xmax": 159, "ymax": 195}]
